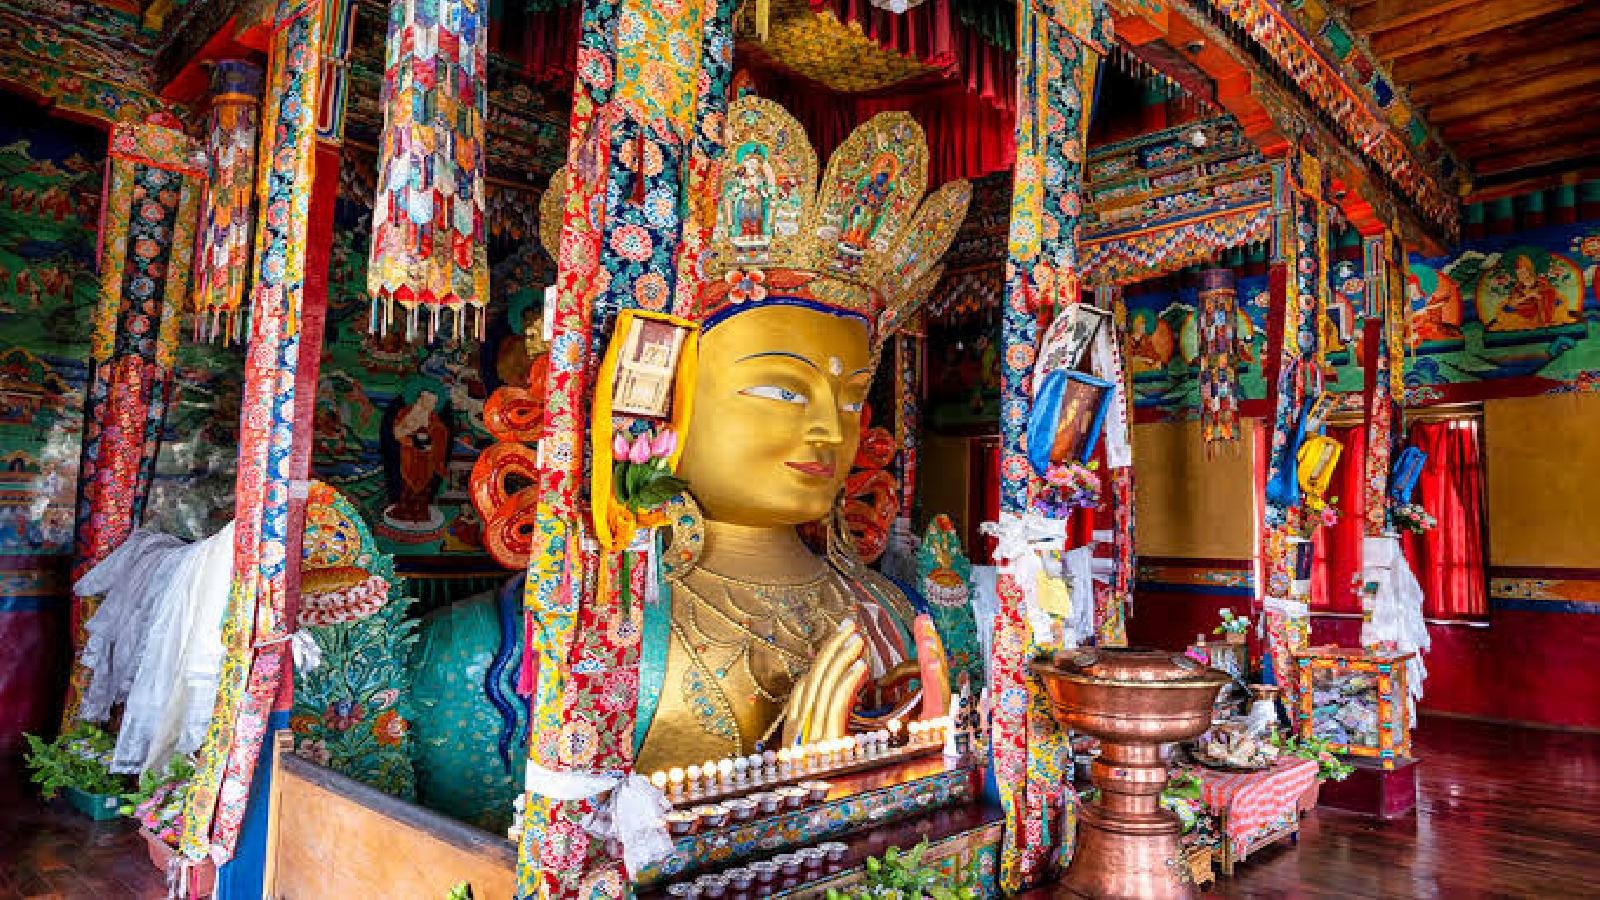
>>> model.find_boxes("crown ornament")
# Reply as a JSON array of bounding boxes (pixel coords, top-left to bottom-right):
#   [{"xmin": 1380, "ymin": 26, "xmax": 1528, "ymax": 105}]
[
  {"xmin": 538, "ymin": 96, "xmax": 970, "ymax": 349},
  {"xmin": 697, "ymin": 97, "xmax": 971, "ymax": 346}
]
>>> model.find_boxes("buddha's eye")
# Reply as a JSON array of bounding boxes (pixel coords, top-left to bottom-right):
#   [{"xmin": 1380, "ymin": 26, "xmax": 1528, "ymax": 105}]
[
  {"xmin": 840, "ymin": 400, "xmax": 864, "ymax": 413},
  {"xmin": 742, "ymin": 385, "xmax": 807, "ymax": 405}
]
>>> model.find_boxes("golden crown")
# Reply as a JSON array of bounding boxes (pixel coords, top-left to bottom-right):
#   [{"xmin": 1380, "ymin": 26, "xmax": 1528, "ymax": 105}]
[
  {"xmin": 697, "ymin": 97, "xmax": 970, "ymax": 343},
  {"xmin": 538, "ymin": 97, "xmax": 970, "ymax": 345}
]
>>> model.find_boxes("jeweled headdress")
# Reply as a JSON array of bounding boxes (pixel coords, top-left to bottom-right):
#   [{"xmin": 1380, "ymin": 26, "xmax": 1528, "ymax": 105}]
[
  {"xmin": 538, "ymin": 97, "xmax": 970, "ymax": 350},
  {"xmin": 696, "ymin": 97, "xmax": 970, "ymax": 348}
]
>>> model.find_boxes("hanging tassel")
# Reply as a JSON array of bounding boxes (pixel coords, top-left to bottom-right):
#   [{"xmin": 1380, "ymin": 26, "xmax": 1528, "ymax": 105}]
[{"xmin": 755, "ymin": 0, "xmax": 770, "ymax": 41}]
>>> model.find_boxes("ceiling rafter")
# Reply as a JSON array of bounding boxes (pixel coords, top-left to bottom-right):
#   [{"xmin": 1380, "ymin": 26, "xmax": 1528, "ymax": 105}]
[{"xmin": 1370, "ymin": 0, "xmax": 1585, "ymax": 63}]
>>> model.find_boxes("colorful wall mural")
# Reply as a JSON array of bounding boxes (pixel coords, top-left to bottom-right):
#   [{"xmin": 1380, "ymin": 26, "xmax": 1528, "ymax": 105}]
[
  {"xmin": 309, "ymin": 148, "xmax": 552, "ymax": 559},
  {"xmin": 1115, "ymin": 205, "xmax": 1600, "ymax": 418},
  {"xmin": 0, "ymin": 105, "xmax": 104, "ymax": 555},
  {"xmin": 1402, "ymin": 216, "xmax": 1600, "ymax": 404}
]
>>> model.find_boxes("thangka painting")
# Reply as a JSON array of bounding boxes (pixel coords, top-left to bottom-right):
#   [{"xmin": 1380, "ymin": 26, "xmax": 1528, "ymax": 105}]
[
  {"xmin": 0, "ymin": 107, "xmax": 103, "ymax": 554},
  {"xmin": 310, "ymin": 147, "xmax": 554, "ymax": 557}
]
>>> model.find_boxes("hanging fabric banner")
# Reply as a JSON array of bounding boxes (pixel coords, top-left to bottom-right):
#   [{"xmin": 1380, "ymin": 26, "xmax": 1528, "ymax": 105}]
[
  {"xmin": 63, "ymin": 115, "xmax": 205, "ymax": 726},
  {"xmin": 192, "ymin": 60, "xmax": 264, "ymax": 344},
  {"xmin": 1093, "ymin": 284, "xmax": 1132, "ymax": 647},
  {"xmin": 1258, "ymin": 151, "xmax": 1325, "ymax": 711},
  {"xmin": 181, "ymin": 0, "xmax": 325, "ymax": 862},
  {"xmin": 992, "ymin": 0, "xmax": 1106, "ymax": 890},
  {"xmin": 1360, "ymin": 232, "xmax": 1392, "ymax": 537},
  {"xmin": 1198, "ymin": 267, "xmax": 1241, "ymax": 446},
  {"xmin": 515, "ymin": 0, "xmax": 735, "ymax": 897},
  {"xmin": 367, "ymin": 0, "xmax": 491, "ymax": 341}
]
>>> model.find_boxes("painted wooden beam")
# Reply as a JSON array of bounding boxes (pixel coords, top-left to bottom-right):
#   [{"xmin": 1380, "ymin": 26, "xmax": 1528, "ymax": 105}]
[{"xmin": 1370, "ymin": 0, "xmax": 1583, "ymax": 63}]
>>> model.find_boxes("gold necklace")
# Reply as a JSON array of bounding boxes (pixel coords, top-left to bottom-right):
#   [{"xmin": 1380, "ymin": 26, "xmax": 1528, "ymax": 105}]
[{"xmin": 677, "ymin": 581, "xmax": 806, "ymax": 702}]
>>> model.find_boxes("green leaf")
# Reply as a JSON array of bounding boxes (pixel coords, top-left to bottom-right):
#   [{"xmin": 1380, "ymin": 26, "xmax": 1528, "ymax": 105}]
[{"xmin": 633, "ymin": 476, "xmax": 689, "ymax": 511}]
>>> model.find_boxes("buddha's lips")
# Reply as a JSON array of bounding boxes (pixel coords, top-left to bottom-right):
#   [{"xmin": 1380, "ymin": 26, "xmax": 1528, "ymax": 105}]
[{"xmin": 786, "ymin": 460, "xmax": 835, "ymax": 478}]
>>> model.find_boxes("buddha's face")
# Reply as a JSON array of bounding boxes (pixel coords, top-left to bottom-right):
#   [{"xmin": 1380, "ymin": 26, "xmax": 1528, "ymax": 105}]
[{"xmin": 679, "ymin": 304, "xmax": 873, "ymax": 526}]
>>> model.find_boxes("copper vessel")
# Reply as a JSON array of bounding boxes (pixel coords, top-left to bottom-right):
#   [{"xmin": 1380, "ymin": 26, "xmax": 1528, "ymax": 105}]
[{"xmin": 1034, "ymin": 649, "xmax": 1228, "ymax": 899}]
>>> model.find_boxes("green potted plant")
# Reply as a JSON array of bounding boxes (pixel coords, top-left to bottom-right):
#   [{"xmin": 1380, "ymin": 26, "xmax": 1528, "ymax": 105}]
[
  {"xmin": 825, "ymin": 839, "xmax": 980, "ymax": 900},
  {"xmin": 1212, "ymin": 608, "xmax": 1250, "ymax": 644},
  {"xmin": 23, "ymin": 725, "xmax": 129, "ymax": 820}
]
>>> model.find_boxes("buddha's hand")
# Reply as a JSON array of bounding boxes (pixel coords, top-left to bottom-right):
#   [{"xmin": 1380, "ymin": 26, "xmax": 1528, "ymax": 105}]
[{"xmin": 781, "ymin": 619, "xmax": 869, "ymax": 747}]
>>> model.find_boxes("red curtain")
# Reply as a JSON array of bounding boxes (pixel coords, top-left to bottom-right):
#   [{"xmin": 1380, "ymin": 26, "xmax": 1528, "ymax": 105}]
[
  {"xmin": 1401, "ymin": 420, "xmax": 1488, "ymax": 619},
  {"xmin": 1309, "ymin": 425, "xmax": 1367, "ymax": 614}
]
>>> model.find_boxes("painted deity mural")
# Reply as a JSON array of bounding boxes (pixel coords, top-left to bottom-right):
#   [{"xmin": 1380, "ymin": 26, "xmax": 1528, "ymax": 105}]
[
  {"xmin": 0, "ymin": 107, "xmax": 103, "ymax": 554},
  {"xmin": 310, "ymin": 149, "xmax": 553, "ymax": 558},
  {"xmin": 1118, "ymin": 205, "xmax": 1600, "ymax": 418}
]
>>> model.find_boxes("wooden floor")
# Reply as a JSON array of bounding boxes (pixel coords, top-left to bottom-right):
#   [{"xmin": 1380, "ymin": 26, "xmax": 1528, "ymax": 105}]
[{"xmin": 1, "ymin": 716, "xmax": 1597, "ymax": 898}]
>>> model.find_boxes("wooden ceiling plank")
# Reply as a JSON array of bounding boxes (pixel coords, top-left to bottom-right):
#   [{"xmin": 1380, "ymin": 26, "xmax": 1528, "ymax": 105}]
[
  {"xmin": 1423, "ymin": 65, "xmax": 1600, "ymax": 125},
  {"xmin": 1473, "ymin": 136, "xmax": 1600, "ymax": 178},
  {"xmin": 1371, "ymin": 0, "xmax": 1584, "ymax": 63},
  {"xmin": 1393, "ymin": 8, "xmax": 1600, "ymax": 86},
  {"xmin": 1439, "ymin": 100, "xmax": 1600, "ymax": 142},
  {"xmin": 1407, "ymin": 36, "xmax": 1600, "ymax": 105},
  {"xmin": 1350, "ymin": 0, "xmax": 1480, "ymax": 35},
  {"xmin": 1458, "ymin": 116, "xmax": 1600, "ymax": 158}
]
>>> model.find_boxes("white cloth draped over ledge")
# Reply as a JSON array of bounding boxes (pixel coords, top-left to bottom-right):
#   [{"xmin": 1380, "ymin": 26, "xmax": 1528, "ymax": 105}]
[
  {"xmin": 74, "ymin": 523, "xmax": 236, "ymax": 775},
  {"xmin": 978, "ymin": 512, "xmax": 1098, "ymax": 649},
  {"xmin": 1361, "ymin": 535, "xmax": 1430, "ymax": 720}
]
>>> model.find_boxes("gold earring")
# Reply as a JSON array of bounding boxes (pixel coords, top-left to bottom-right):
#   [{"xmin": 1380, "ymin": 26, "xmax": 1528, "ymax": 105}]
[{"xmin": 660, "ymin": 490, "xmax": 706, "ymax": 580}]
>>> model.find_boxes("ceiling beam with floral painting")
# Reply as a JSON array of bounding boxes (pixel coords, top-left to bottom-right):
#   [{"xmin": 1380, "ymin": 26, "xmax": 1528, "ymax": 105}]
[{"xmin": 0, "ymin": 0, "xmax": 180, "ymax": 126}]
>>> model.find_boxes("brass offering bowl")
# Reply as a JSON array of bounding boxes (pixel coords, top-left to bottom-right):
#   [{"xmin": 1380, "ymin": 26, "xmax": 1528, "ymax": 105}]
[{"xmin": 1034, "ymin": 649, "xmax": 1228, "ymax": 899}]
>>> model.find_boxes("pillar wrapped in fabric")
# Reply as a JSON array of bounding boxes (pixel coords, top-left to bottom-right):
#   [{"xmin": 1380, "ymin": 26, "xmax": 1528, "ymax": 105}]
[
  {"xmin": 990, "ymin": 0, "xmax": 1107, "ymax": 890},
  {"xmin": 1198, "ymin": 267, "xmax": 1241, "ymax": 447},
  {"xmin": 367, "ymin": 0, "xmax": 491, "ymax": 342},
  {"xmin": 191, "ymin": 60, "xmax": 264, "ymax": 344},
  {"xmin": 64, "ymin": 115, "xmax": 205, "ymax": 725}
]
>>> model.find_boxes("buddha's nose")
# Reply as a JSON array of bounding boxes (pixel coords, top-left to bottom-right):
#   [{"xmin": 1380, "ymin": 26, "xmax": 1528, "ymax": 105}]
[{"xmin": 802, "ymin": 400, "xmax": 844, "ymax": 447}]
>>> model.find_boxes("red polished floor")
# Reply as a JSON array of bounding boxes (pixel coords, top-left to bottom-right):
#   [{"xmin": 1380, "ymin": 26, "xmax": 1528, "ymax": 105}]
[{"xmin": 2, "ymin": 715, "xmax": 1598, "ymax": 898}]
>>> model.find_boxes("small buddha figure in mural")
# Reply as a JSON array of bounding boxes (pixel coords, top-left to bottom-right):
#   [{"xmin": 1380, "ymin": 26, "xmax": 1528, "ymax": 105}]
[
  {"xmin": 726, "ymin": 148, "xmax": 776, "ymax": 256},
  {"xmin": 833, "ymin": 154, "xmax": 898, "ymax": 270},
  {"xmin": 381, "ymin": 387, "xmax": 453, "ymax": 533}
]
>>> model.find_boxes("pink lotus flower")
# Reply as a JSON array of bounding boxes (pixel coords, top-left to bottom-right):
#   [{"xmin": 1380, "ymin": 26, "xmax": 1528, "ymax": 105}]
[
  {"xmin": 650, "ymin": 429, "xmax": 677, "ymax": 459},
  {"xmin": 613, "ymin": 433, "xmax": 630, "ymax": 458},
  {"xmin": 628, "ymin": 433, "xmax": 653, "ymax": 464}
]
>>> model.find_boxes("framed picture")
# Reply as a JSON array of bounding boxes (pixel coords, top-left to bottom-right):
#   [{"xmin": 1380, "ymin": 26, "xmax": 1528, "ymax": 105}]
[
  {"xmin": 612, "ymin": 316, "xmax": 690, "ymax": 419},
  {"xmin": 1027, "ymin": 369, "xmax": 1116, "ymax": 474},
  {"xmin": 1034, "ymin": 303, "xmax": 1112, "ymax": 382}
]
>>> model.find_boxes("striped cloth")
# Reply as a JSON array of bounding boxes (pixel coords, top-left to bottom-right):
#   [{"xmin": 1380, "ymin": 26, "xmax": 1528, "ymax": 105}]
[{"xmin": 1194, "ymin": 757, "xmax": 1318, "ymax": 855}]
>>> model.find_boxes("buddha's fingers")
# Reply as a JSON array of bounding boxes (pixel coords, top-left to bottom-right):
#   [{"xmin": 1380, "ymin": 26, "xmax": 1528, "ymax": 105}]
[
  {"xmin": 794, "ymin": 621, "xmax": 856, "ymax": 744},
  {"xmin": 821, "ymin": 659, "xmax": 869, "ymax": 739},
  {"xmin": 808, "ymin": 631, "xmax": 864, "ymax": 742}
]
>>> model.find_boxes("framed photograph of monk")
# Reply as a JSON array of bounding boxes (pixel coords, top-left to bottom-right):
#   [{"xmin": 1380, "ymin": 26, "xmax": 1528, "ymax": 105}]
[
  {"xmin": 1027, "ymin": 369, "xmax": 1116, "ymax": 474},
  {"xmin": 612, "ymin": 316, "xmax": 690, "ymax": 418}
]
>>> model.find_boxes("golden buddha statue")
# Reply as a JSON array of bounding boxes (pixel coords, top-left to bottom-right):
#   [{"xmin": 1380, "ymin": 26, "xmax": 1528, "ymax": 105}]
[{"xmin": 631, "ymin": 97, "xmax": 972, "ymax": 771}]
